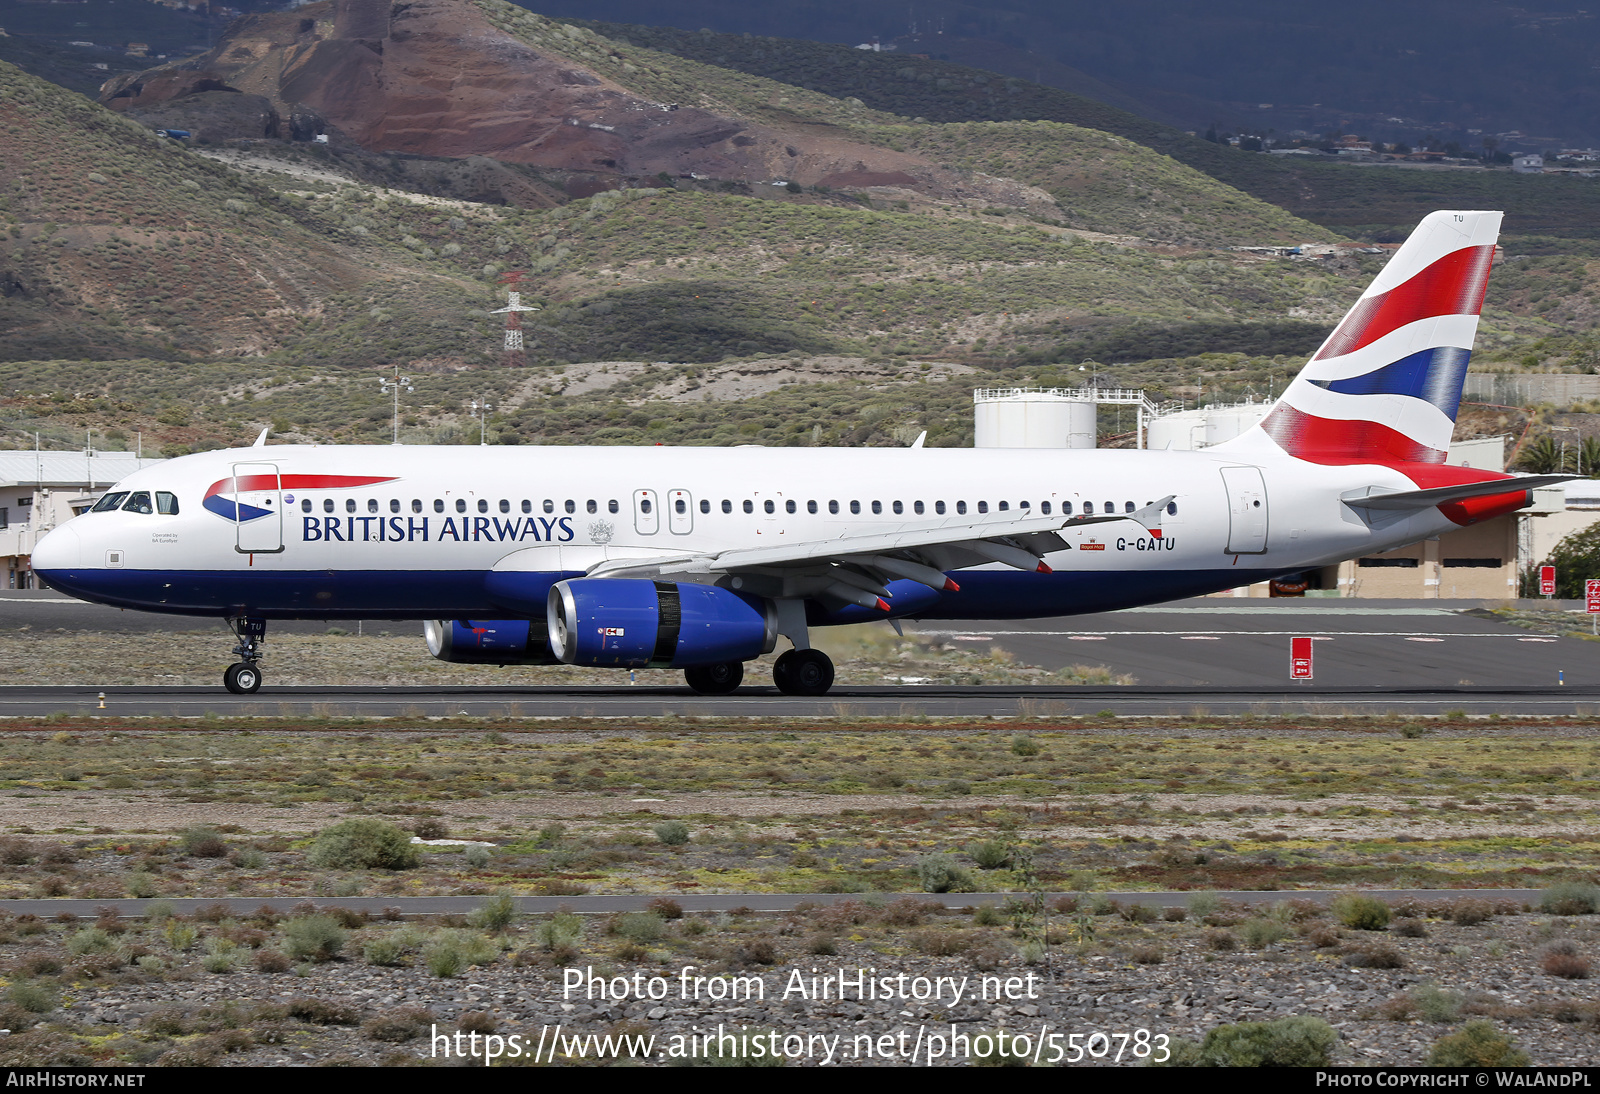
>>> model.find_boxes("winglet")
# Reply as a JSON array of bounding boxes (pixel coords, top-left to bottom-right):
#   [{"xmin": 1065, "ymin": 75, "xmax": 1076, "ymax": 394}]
[
  {"xmin": 1130, "ymin": 495, "xmax": 1175, "ymax": 536},
  {"xmin": 910, "ymin": 431, "xmax": 926, "ymax": 449},
  {"xmin": 253, "ymin": 427, "xmax": 269, "ymax": 448}
]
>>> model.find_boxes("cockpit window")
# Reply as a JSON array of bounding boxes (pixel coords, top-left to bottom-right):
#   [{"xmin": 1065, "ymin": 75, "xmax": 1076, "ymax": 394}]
[
  {"xmin": 156, "ymin": 492, "xmax": 180, "ymax": 516},
  {"xmin": 91, "ymin": 492, "xmax": 130, "ymax": 513},
  {"xmin": 122, "ymin": 492, "xmax": 153, "ymax": 514}
]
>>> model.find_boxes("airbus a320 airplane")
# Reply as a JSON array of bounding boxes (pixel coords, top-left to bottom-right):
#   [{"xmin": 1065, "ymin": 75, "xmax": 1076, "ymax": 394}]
[{"xmin": 31, "ymin": 210, "xmax": 1563, "ymax": 696}]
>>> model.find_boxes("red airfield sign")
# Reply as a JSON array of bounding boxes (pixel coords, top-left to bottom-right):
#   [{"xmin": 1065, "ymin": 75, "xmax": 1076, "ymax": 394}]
[
  {"xmin": 1541, "ymin": 566, "xmax": 1557, "ymax": 597},
  {"xmin": 1290, "ymin": 636, "xmax": 1314, "ymax": 680}
]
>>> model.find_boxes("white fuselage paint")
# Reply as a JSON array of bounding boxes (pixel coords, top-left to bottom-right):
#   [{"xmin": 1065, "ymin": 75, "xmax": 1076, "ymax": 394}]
[{"xmin": 32, "ymin": 443, "xmax": 1469, "ymax": 621}]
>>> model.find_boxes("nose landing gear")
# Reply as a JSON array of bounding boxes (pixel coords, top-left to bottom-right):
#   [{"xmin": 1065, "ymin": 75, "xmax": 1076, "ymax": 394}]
[{"xmin": 224, "ymin": 617, "xmax": 266, "ymax": 694}]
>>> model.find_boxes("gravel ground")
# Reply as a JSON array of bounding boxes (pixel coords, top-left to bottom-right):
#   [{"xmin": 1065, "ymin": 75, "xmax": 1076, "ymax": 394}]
[{"xmin": 3, "ymin": 898, "xmax": 1596, "ymax": 1067}]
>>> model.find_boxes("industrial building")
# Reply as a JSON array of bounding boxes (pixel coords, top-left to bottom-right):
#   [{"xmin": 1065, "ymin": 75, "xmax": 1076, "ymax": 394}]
[{"xmin": 0, "ymin": 450, "xmax": 166, "ymax": 589}]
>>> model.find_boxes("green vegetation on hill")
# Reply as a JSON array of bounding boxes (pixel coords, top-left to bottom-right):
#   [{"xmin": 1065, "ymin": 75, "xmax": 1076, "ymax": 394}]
[{"xmin": 587, "ymin": 18, "xmax": 1600, "ymax": 241}]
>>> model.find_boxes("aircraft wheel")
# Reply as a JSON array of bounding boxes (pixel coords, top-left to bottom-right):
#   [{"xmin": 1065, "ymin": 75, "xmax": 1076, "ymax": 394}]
[
  {"xmin": 684, "ymin": 662, "xmax": 743, "ymax": 695},
  {"xmin": 224, "ymin": 662, "xmax": 262, "ymax": 694},
  {"xmin": 773, "ymin": 648, "xmax": 834, "ymax": 696}
]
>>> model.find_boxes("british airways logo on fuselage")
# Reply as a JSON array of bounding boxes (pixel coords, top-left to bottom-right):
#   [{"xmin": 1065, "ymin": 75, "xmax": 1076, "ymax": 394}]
[
  {"xmin": 301, "ymin": 514, "xmax": 575, "ymax": 543},
  {"xmin": 204, "ymin": 475, "xmax": 398, "ymax": 523}
]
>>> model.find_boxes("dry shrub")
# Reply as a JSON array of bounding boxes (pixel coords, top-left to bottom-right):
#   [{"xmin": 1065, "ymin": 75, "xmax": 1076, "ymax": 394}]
[
  {"xmin": 1449, "ymin": 899, "xmax": 1494, "ymax": 926},
  {"xmin": 252, "ymin": 950, "xmax": 291, "ymax": 973},
  {"xmin": 913, "ymin": 930, "xmax": 971, "ymax": 956},
  {"xmin": 1342, "ymin": 942, "xmax": 1405, "ymax": 969},
  {"xmin": 646, "ymin": 897, "xmax": 684, "ymax": 920},
  {"xmin": 457, "ymin": 1011, "xmax": 497, "ymax": 1034},
  {"xmin": 0, "ymin": 839, "xmax": 34, "ymax": 865},
  {"xmin": 1392, "ymin": 918, "xmax": 1429, "ymax": 938},
  {"xmin": 880, "ymin": 897, "xmax": 937, "ymax": 926},
  {"xmin": 735, "ymin": 937, "xmax": 780, "ymax": 966},
  {"xmin": 1540, "ymin": 941, "xmax": 1592, "ymax": 980},
  {"xmin": 814, "ymin": 900, "xmax": 871, "ymax": 928},
  {"xmin": 1203, "ymin": 928, "xmax": 1237, "ymax": 951},
  {"xmin": 285, "ymin": 997, "xmax": 361, "ymax": 1025},
  {"xmin": 1129, "ymin": 944, "xmax": 1164, "ymax": 965},
  {"xmin": 1162, "ymin": 906, "xmax": 1187, "ymax": 922}
]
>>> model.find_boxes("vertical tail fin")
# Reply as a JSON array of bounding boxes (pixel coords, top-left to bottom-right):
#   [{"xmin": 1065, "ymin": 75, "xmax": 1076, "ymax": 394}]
[{"xmin": 1234, "ymin": 210, "xmax": 1502, "ymax": 466}]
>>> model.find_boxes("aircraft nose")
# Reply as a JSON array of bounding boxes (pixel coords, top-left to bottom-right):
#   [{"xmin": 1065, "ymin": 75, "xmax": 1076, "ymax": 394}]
[{"xmin": 31, "ymin": 524, "xmax": 81, "ymax": 573}]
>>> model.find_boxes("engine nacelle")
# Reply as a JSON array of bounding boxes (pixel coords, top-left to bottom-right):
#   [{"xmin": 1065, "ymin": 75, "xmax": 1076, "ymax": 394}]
[
  {"xmin": 547, "ymin": 579, "xmax": 775, "ymax": 668},
  {"xmin": 424, "ymin": 619, "xmax": 558, "ymax": 665}
]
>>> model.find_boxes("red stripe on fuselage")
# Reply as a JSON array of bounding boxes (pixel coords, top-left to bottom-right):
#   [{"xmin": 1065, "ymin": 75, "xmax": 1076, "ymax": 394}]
[
  {"xmin": 1312, "ymin": 245, "xmax": 1495, "ymax": 362},
  {"xmin": 204, "ymin": 474, "xmax": 398, "ymax": 499}
]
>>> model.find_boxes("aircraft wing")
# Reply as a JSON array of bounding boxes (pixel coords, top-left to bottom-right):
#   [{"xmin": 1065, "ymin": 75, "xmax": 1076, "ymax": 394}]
[
  {"xmin": 1343, "ymin": 474, "xmax": 1574, "ymax": 511},
  {"xmin": 584, "ymin": 496, "xmax": 1174, "ymax": 610}
]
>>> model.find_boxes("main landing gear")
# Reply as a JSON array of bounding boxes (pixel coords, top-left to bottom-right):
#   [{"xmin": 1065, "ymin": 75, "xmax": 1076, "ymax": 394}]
[
  {"xmin": 773, "ymin": 648, "xmax": 834, "ymax": 696},
  {"xmin": 684, "ymin": 661, "xmax": 743, "ymax": 695},
  {"xmin": 224, "ymin": 617, "xmax": 266, "ymax": 694},
  {"xmin": 680, "ymin": 649, "xmax": 837, "ymax": 696}
]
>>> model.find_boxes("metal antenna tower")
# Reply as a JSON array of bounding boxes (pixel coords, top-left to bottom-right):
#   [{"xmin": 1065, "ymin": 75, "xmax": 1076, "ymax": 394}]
[{"xmin": 491, "ymin": 270, "xmax": 538, "ymax": 365}]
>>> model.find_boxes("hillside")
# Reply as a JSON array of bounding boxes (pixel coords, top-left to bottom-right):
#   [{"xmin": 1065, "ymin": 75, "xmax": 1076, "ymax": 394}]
[{"xmin": 587, "ymin": 19, "xmax": 1600, "ymax": 242}]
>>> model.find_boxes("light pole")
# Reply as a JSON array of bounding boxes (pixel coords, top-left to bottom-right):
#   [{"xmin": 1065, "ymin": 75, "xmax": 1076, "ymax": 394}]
[
  {"xmin": 471, "ymin": 396, "xmax": 493, "ymax": 446},
  {"xmin": 379, "ymin": 367, "xmax": 414, "ymax": 445},
  {"xmin": 1553, "ymin": 424, "xmax": 1579, "ymax": 473}
]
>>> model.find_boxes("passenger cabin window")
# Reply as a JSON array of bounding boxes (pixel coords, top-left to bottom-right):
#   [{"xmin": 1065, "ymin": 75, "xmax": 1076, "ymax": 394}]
[
  {"xmin": 1167, "ymin": 501, "xmax": 1178, "ymax": 515},
  {"xmin": 871, "ymin": 501, "xmax": 882, "ymax": 515},
  {"xmin": 850, "ymin": 501, "xmax": 860, "ymax": 514},
  {"xmin": 977, "ymin": 501, "xmax": 988, "ymax": 514},
  {"xmin": 676, "ymin": 499, "xmax": 687, "ymax": 514},
  {"xmin": 347, "ymin": 499, "xmax": 357, "ymax": 513},
  {"xmin": 1040, "ymin": 501, "xmax": 1051, "ymax": 515},
  {"xmin": 155, "ymin": 492, "xmax": 179, "ymax": 515},
  {"xmin": 367, "ymin": 499, "xmax": 378, "ymax": 513},
  {"xmin": 92, "ymin": 492, "xmax": 130, "ymax": 513},
  {"xmin": 325, "ymin": 499, "xmax": 336, "ymax": 514},
  {"xmin": 413, "ymin": 500, "xmax": 423, "ymax": 513},
  {"xmin": 785, "ymin": 500, "xmax": 796, "ymax": 514},
  {"xmin": 913, "ymin": 501, "xmax": 924, "ymax": 515},
  {"xmin": 434, "ymin": 500, "xmax": 444, "ymax": 513},
  {"xmin": 455, "ymin": 499, "xmax": 467, "ymax": 514},
  {"xmin": 301, "ymin": 498, "xmax": 312, "ymax": 513},
  {"xmin": 892, "ymin": 501, "xmax": 903, "ymax": 515},
  {"xmin": 763, "ymin": 500, "xmax": 775, "ymax": 514},
  {"xmin": 722, "ymin": 500, "xmax": 733, "ymax": 514},
  {"xmin": 700, "ymin": 500, "xmax": 711, "ymax": 514},
  {"xmin": 123, "ymin": 492, "xmax": 153, "ymax": 514},
  {"xmin": 1019, "ymin": 501, "xmax": 1030, "ymax": 511},
  {"xmin": 500, "ymin": 500, "xmax": 510, "ymax": 514},
  {"xmin": 808, "ymin": 501, "xmax": 818, "ymax": 514},
  {"xmin": 828, "ymin": 500, "xmax": 839, "ymax": 514},
  {"xmin": 1084, "ymin": 502, "xmax": 1094, "ymax": 514},
  {"xmin": 521, "ymin": 500, "xmax": 532, "ymax": 514},
  {"xmin": 998, "ymin": 501, "xmax": 1009, "ymax": 511},
  {"xmin": 587, "ymin": 500, "xmax": 598, "ymax": 514},
  {"xmin": 743, "ymin": 500, "xmax": 753, "ymax": 514},
  {"xmin": 640, "ymin": 498, "xmax": 653, "ymax": 514},
  {"xmin": 543, "ymin": 500, "xmax": 554, "ymax": 514},
  {"xmin": 565, "ymin": 500, "xmax": 576, "ymax": 514},
  {"xmin": 935, "ymin": 501, "xmax": 945, "ymax": 515},
  {"xmin": 608, "ymin": 500, "xmax": 619, "ymax": 514},
  {"xmin": 956, "ymin": 501, "xmax": 967, "ymax": 515},
  {"xmin": 390, "ymin": 499, "xmax": 400, "ymax": 514},
  {"xmin": 1124, "ymin": 501, "xmax": 1135, "ymax": 513},
  {"xmin": 1063, "ymin": 501, "xmax": 1073, "ymax": 514},
  {"xmin": 477, "ymin": 500, "xmax": 488, "ymax": 514}
]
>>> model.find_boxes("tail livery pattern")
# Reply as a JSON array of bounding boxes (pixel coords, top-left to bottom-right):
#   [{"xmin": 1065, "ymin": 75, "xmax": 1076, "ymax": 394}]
[{"xmin": 1257, "ymin": 211, "xmax": 1501, "ymax": 466}]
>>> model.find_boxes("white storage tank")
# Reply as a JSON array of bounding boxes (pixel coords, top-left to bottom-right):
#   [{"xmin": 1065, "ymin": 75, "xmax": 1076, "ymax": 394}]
[
  {"xmin": 973, "ymin": 388, "xmax": 1097, "ymax": 449},
  {"xmin": 1146, "ymin": 400, "xmax": 1270, "ymax": 450}
]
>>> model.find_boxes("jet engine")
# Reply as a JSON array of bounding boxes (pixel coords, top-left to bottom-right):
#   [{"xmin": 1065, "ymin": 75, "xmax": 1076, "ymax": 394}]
[
  {"xmin": 424, "ymin": 619, "xmax": 558, "ymax": 665},
  {"xmin": 546, "ymin": 579, "xmax": 775, "ymax": 668}
]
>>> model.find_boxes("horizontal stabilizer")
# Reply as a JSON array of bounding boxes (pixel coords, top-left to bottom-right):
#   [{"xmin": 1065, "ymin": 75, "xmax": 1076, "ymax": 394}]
[{"xmin": 1343, "ymin": 474, "xmax": 1574, "ymax": 511}]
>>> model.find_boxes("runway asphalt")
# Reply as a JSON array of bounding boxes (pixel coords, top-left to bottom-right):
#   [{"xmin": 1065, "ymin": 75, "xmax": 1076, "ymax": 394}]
[{"xmin": 4, "ymin": 592, "xmax": 1597, "ymax": 717}]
